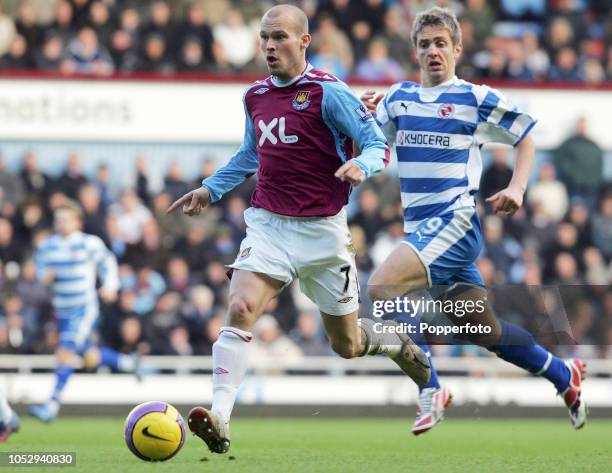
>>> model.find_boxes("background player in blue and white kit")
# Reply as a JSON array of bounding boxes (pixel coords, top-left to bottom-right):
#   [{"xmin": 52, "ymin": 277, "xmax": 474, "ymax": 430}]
[
  {"xmin": 30, "ymin": 201, "xmax": 139, "ymax": 422},
  {"xmin": 361, "ymin": 7, "xmax": 587, "ymax": 432}
]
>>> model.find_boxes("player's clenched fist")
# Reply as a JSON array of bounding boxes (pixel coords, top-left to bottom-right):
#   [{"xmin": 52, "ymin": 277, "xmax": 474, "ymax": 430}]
[
  {"xmin": 166, "ymin": 187, "xmax": 211, "ymax": 216},
  {"xmin": 360, "ymin": 89, "xmax": 385, "ymax": 114},
  {"xmin": 335, "ymin": 161, "xmax": 366, "ymax": 186}
]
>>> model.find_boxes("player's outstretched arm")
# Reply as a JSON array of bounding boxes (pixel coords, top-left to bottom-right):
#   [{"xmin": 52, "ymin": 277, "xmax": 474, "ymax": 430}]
[
  {"xmin": 166, "ymin": 186, "xmax": 211, "ymax": 216},
  {"xmin": 486, "ymin": 134, "xmax": 535, "ymax": 216}
]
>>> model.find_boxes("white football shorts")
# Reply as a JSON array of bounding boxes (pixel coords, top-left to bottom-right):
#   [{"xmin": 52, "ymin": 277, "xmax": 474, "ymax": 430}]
[{"xmin": 227, "ymin": 207, "xmax": 359, "ymax": 316}]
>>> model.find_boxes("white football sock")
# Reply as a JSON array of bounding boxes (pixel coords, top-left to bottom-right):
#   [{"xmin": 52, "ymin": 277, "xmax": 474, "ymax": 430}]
[
  {"xmin": 0, "ymin": 383, "xmax": 13, "ymax": 422},
  {"xmin": 358, "ymin": 318, "xmax": 403, "ymax": 358},
  {"xmin": 211, "ymin": 327, "xmax": 252, "ymax": 423}
]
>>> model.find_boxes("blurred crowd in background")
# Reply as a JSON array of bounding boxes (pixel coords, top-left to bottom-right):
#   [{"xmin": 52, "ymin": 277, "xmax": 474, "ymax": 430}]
[
  {"xmin": 0, "ymin": 0, "xmax": 610, "ymax": 364},
  {"xmin": 0, "ymin": 0, "xmax": 610, "ymax": 83},
  {"xmin": 0, "ymin": 114, "xmax": 610, "ymax": 361}
]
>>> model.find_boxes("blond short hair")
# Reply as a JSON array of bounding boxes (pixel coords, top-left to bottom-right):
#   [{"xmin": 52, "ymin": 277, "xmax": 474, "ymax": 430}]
[
  {"xmin": 411, "ymin": 7, "xmax": 462, "ymax": 47},
  {"xmin": 55, "ymin": 200, "xmax": 83, "ymax": 221}
]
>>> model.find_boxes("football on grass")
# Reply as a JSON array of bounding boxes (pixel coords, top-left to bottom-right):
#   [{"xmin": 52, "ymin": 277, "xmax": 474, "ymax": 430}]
[{"xmin": 124, "ymin": 401, "xmax": 186, "ymax": 461}]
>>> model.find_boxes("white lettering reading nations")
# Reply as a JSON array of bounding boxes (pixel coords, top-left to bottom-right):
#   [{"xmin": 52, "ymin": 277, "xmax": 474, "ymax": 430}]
[{"xmin": 258, "ymin": 117, "xmax": 298, "ymax": 146}]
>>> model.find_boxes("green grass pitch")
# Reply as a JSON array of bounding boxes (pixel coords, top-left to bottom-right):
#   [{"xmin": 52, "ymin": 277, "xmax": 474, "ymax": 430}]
[{"xmin": 5, "ymin": 417, "xmax": 611, "ymax": 473}]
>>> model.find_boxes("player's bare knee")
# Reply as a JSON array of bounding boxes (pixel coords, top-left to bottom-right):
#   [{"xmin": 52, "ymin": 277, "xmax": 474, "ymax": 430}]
[
  {"xmin": 331, "ymin": 343, "xmax": 354, "ymax": 359},
  {"xmin": 330, "ymin": 337, "xmax": 361, "ymax": 359},
  {"xmin": 83, "ymin": 348, "xmax": 100, "ymax": 369},
  {"xmin": 227, "ymin": 297, "xmax": 256, "ymax": 329}
]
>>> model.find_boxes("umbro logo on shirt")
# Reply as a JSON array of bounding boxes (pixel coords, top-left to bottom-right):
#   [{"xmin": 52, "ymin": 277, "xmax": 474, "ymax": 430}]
[{"xmin": 254, "ymin": 88, "xmax": 269, "ymax": 95}]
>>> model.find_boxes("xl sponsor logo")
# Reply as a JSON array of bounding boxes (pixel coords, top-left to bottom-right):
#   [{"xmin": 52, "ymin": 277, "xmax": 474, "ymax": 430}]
[{"xmin": 258, "ymin": 117, "xmax": 298, "ymax": 146}]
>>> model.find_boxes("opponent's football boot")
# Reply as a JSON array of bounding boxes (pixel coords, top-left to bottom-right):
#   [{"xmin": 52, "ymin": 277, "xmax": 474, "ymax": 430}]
[
  {"xmin": 561, "ymin": 358, "xmax": 587, "ymax": 430},
  {"xmin": 412, "ymin": 386, "xmax": 452, "ymax": 435}
]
